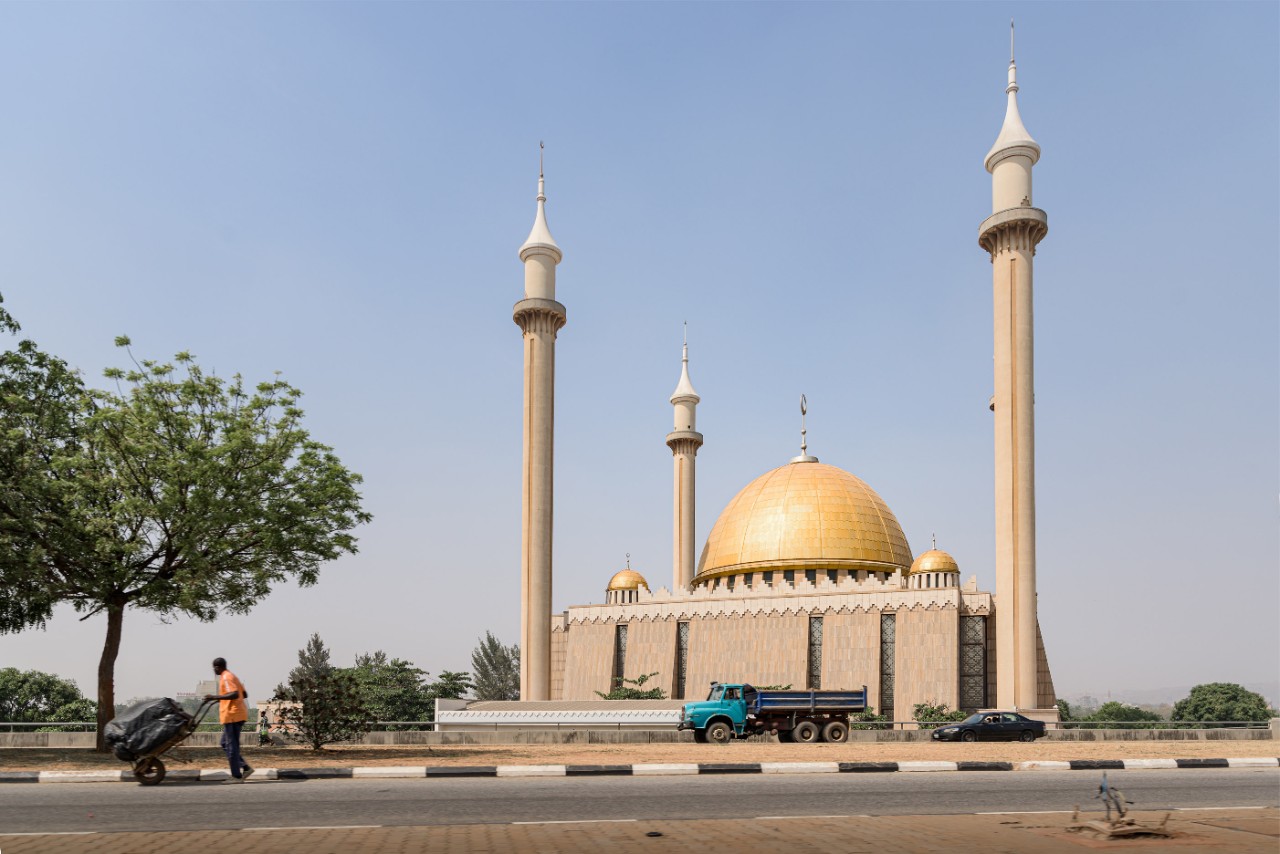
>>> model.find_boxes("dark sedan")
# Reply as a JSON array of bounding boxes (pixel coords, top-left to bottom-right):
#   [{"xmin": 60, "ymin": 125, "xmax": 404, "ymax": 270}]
[{"xmin": 930, "ymin": 712, "xmax": 1046, "ymax": 742}]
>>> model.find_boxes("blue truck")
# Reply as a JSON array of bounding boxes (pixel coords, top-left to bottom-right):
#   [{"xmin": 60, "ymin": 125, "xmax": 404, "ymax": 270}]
[{"xmin": 678, "ymin": 682, "xmax": 868, "ymax": 744}]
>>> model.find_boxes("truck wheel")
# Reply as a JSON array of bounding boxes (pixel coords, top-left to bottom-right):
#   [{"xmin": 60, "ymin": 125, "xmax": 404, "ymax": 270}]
[
  {"xmin": 777, "ymin": 729, "xmax": 793, "ymax": 743},
  {"xmin": 706, "ymin": 721, "xmax": 733, "ymax": 745},
  {"xmin": 134, "ymin": 757, "xmax": 166, "ymax": 786},
  {"xmin": 821, "ymin": 721, "xmax": 848, "ymax": 743},
  {"xmin": 792, "ymin": 720, "xmax": 819, "ymax": 744},
  {"xmin": 693, "ymin": 729, "xmax": 708, "ymax": 743}
]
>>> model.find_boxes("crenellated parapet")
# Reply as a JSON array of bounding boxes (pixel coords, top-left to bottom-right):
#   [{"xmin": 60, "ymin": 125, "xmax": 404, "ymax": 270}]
[{"xmin": 978, "ymin": 207, "xmax": 1048, "ymax": 259}]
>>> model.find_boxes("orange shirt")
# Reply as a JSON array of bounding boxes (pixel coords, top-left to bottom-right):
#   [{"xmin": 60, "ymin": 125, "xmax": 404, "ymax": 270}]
[{"xmin": 218, "ymin": 670, "xmax": 248, "ymax": 724}]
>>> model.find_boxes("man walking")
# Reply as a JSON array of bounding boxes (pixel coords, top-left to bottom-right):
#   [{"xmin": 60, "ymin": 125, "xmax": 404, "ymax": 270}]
[{"xmin": 205, "ymin": 658, "xmax": 254, "ymax": 782}]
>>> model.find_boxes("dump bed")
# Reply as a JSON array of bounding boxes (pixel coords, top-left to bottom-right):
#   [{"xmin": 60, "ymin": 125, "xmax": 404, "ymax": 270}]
[{"xmin": 745, "ymin": 687, "xmax": 867, "ymax": 716}]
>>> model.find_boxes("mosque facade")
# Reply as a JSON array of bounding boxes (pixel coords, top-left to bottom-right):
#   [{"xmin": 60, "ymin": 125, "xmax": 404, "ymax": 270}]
[{"xmin": 513, "ymin": 36, "xmax": 1058, "ymax": 720}]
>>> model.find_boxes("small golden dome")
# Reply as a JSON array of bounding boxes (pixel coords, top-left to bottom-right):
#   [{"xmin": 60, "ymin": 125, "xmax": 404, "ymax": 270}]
[
  {"xmin": 694, "ymin": 461, "xmax": 913, "ymax": 585},
  {"xmin": 909, "ymin": 549, "xmax": 960, "ymax": 575},
  {"xmin": 606, "ymin": 569, "xmax": 649, "ymax": 592}
]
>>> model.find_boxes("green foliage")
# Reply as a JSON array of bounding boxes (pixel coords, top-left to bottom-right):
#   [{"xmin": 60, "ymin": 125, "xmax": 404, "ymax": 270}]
[
  {"xmin": 470, "ymin": 632, "xmax": 520, "ymax": 701},
  {"xmin": 1086, "ymin": 701, "xmax": 1163, "ymax": 727},
  {"xmin": 276, "ymin": 633, "xmax": 335, "ymax": 698},
  {"xmin": 348, "ymin": 650, "xmax": 434, "ymax": 727},
  {"xmin": 1171, "ymin": 683, "xmax": 1274, "ymax": 724},
  {"xmin": 912, "ymin": 701, "xmax": 968, "ymax": 729},
  {"xmin": 428, "ymin": 670, "xmax": 473, "ymax": 703},
  {"xmin": 848, "ymin": 708, "xmax": 891, "ymax": 731},
  {"xmin": 595, "ymin": 672, "xmax": 667, "ymax": 700},
  {"xmin": 0, "ymin": 668, "xmax": 97, "ymax": 730},
  {"xmin": 1055, "ymin": 699, "xmax": 1075, "ymax": 722},
  {"xmin": 274, "ymin": 669, "xmax": 371, "ymax": 750},
  {"xmin": 0, "ymin": 305, "xmax": 370, "ymax": 748}
]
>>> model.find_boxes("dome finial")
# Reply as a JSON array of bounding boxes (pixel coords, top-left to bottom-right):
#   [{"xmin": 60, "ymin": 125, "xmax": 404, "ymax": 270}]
[
  {"xmin": 984, "ymin": 22, "xmax": 1040, "ymax": 172},
  {"xmin": 626, "ymin": 552, "xmax": 631, "ymax": 569},
  {"xmin": 1010, "ymin": 18, "xmax": 1015, "ymax": 65},
  {"xmin": 932, "ymin": 531, "xmax": 937, "ymax": 549},
  {"xmin": 791, "ymin": 394, "xmax": 819, "ymax": 463}
]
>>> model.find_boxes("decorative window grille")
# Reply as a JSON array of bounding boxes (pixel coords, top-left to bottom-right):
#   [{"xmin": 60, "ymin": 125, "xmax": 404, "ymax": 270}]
[
  {"xmin": 880, "ymin": 613, "xmax": 896, "ymax": 720},
  {"xmin": 807, "ymin": 616, "xmax": 824, "ymax": 689},
  {"xmin": 613, "ymin": 624, "xmax": 628, "ymax": 688},
  {"xmin": 959, "ymin": 615, "xmax": 986, "ymax": 712},
  {"xmin": 675, "ymin": 621, "xmax": 690, "ymax": 699}
]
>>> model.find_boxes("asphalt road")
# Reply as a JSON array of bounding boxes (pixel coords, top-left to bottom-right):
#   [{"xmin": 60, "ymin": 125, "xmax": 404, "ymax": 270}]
[{"xmin": 0, "ymin": 769, "xmax": 1275, "ymax": 834}]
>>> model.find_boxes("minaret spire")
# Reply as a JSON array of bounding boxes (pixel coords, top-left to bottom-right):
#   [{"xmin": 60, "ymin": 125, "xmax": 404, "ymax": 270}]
[
  {"xmin": 667, "ymin": 327, "xmax": 704, "ymax": 596},
  {"xmin": 514, "ymin": 143, "xmax": 568, "ymax": 701},
  {"xmin": 978, "ymin": 27, "xmax": 1051, "ymax": 714}
]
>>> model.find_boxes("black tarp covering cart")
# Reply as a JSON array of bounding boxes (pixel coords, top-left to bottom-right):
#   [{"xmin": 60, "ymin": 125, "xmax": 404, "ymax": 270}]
[{"xmin": 104, "ymin": 697, "xmax": 216, "ymax": 785}]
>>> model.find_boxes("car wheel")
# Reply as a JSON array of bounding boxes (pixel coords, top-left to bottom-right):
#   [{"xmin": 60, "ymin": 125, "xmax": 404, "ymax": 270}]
[
  {"xmin": 134, "ymin": 757, "xmax": 166, "ymax": 786},
  {"xmin": 821, "ymin": 721, "xmax": 849, "ymax": 743},
  {"xmin": 961, "ymin": 730, "xmax": 977, "ymax": 743},
  {"xmin": 792, "ymin": 720, "xmax": 819, "ymax": 744},
  {"xmin": 1019, "ymin": 730, "xmax": 1036, "ymax": 743},
  {"xmin": 706, "ymin": 721, "xmax": 733, "ymax": 745}
]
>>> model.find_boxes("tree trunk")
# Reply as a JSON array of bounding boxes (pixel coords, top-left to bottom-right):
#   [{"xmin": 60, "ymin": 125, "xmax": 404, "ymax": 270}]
[{"xmin": 95, "ymin": 600, "xmax": 125, "ymax": 753}]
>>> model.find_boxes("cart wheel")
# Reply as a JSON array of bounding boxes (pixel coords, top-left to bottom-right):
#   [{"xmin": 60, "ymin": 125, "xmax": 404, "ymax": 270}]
[{"xmin": 135, "ymin": 757, "xmax": 166, "ymax": 786}]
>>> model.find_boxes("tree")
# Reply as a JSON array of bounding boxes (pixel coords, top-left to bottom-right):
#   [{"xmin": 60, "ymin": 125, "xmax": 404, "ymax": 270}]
[
  {"xmin": 470, "ymin": 632, "xmax": 520, "ymax": 701},
  {"xmin": 1087, "ymin": 701, "xmax": 1163, "ymax": 725},
  {"xmin": 595, "ymin": 672, "xmax": 666, "ymax": 700},
  {"xmin": 912, "ymin": 701, "xmax": 967, "ymax": 729},
  {"xmin": 274, "ymin": 669, "xmax": 370, "ymax": 750},
  {"xmin": 0, "ymin": 667, "xmax": 97, "ymax": 729},
  {"xmin": 349, "ymin": 650, "xmax": 433, "ymax": 726},
  {"xmin": 276, "ymin": 632, "xmax": 335, "ymax": 697},
  {"xmin": 1171, "ymin": 683, "xmax": 1274, "ymax": 724},
  {"xmin": 0, "ymin": 315, "xmax": 371, "ymax": 750},
  {"xmin": 1055, "ymin": 699, "xmax": 1075, "ymax": 722},
  {"xmin": 428, "ymin": 670, "xmax": 473, "ymax": 703}
]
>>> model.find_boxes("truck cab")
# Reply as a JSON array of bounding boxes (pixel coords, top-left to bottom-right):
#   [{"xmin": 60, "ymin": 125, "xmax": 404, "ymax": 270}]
[{"xmin": 678, "ymin": 682, "xmax": 751, "ymax": 743}]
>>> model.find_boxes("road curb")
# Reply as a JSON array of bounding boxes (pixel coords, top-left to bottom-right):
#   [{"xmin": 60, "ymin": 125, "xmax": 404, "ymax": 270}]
[{"xmin": 5, "ymin": 757, "xmax": 1275, "ymax": 783}]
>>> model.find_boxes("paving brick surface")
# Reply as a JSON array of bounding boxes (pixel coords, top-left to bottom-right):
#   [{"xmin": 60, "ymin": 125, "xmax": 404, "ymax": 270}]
[{"xmin": 2, "ymin": 810, "xmax": 1276, "ymax": 854}]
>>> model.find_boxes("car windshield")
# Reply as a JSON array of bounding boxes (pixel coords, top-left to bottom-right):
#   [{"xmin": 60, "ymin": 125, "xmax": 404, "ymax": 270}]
[{"xmin": 961, "ymin": 714, "xmax": 986, "ymax": 726}]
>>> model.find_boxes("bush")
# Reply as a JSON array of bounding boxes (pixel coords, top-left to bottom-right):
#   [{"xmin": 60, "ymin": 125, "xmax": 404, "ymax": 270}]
[
  {"xmin": 849, "ymin": 707, "xmax": 891, "ymax": 730},
  {"xmin": 912, "ymin": 701, "xmax": 967, "ymax": 730},
  {"xmin": 595, "ymin": 673, "xmax": 666, "ymax": 700},
  {"xmin": 1171, "ymin": 683, "xmax": 1274, "ymax": 724}
]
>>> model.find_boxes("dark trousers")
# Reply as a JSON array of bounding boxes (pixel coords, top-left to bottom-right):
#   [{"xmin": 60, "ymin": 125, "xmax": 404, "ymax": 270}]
[{"xmin": 221, "ymin": 721, "xmax": 248, "ymax": 777}]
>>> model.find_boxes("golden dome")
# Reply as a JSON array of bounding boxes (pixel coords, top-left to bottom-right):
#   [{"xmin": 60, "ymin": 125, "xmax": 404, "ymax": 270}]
[
  {"xmin": 694, "ymin": 461, "xmax": 913, "ymax": 585},
  {"xmin": 606, "ymin": 569, "xmax": 649, "ymax": 592},
  {"xmin": 909, "ymin": 549, "xmax": 960, "ymax": 575}
]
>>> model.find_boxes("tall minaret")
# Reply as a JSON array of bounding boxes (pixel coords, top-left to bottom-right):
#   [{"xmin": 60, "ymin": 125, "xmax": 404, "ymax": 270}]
[
  {"xmin": 666, "ymin": 328, "xmax": 703, "ymax": 591},
  {"xmin": 514, "ymin": 145, "xmax": 566, "ymax": 701},
  {"xmin": 978, "ymin": 23, "xmax": 1048, "ymax": 711}
]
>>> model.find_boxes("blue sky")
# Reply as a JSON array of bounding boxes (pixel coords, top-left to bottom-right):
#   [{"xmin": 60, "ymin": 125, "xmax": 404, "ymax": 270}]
[{"xmin": 0, "ymin": 2, "xmax": 1275, "ymax": 706}]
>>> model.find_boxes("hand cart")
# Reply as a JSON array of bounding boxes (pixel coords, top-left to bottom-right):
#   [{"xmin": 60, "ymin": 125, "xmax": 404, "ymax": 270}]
[{"xmin": 130, "ymin": 699, "xmax": 218, "ymax": 785}]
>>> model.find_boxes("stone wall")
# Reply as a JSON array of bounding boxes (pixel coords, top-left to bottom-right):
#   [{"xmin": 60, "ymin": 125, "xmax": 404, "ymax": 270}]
[
  {"xmin": 682, "ymin": 612, "xmax": 808, "ymax": 694},
  {"xmin": 561, "ymin": 622, "xmax": 615, "ymax": 699},
  {"xmin": 623, "ymin": 618, "xmax": 678, "ymax": 696},
  {"xmin": 894, "ymin": 606, "xmax": 959, "ymax": 716},
  {"xmin": 821, "ymin": 611, "xmax": 880, "ymax": 709},
  {"xmin": 550, "ymin": 622, "xmax": 567, "ymax": 701}
]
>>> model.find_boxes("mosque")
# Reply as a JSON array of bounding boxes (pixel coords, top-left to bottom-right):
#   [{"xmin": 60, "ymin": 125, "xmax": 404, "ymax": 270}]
[{"xmin": 510, "ymin": 33, "xmax": 1058, "ymax": 722}]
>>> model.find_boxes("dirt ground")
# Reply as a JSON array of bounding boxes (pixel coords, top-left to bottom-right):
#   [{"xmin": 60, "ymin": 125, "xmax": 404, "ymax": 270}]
[{"xmin": 3, "ymin": 739, "xmax": 1276, "ymax": 771}]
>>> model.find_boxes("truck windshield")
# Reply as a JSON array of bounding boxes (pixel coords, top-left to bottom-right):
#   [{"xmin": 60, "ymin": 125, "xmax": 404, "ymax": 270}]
[{"xmin": 707, "ymin": 686, "xmax": 722, "ymax": 701}]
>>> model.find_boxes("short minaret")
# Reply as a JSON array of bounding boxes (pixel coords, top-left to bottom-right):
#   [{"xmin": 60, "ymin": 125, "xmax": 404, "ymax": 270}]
[
  {"xmin": 978, "ymin": 24, "xmax": 1048, "ymax": 711},
  {"xmin": 666, "ymin": 328, "xmax": 703, "ymax": 591},
  {"xmin": 514, "ymin": 145, "xmax": 566, "ymax": 701}
]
